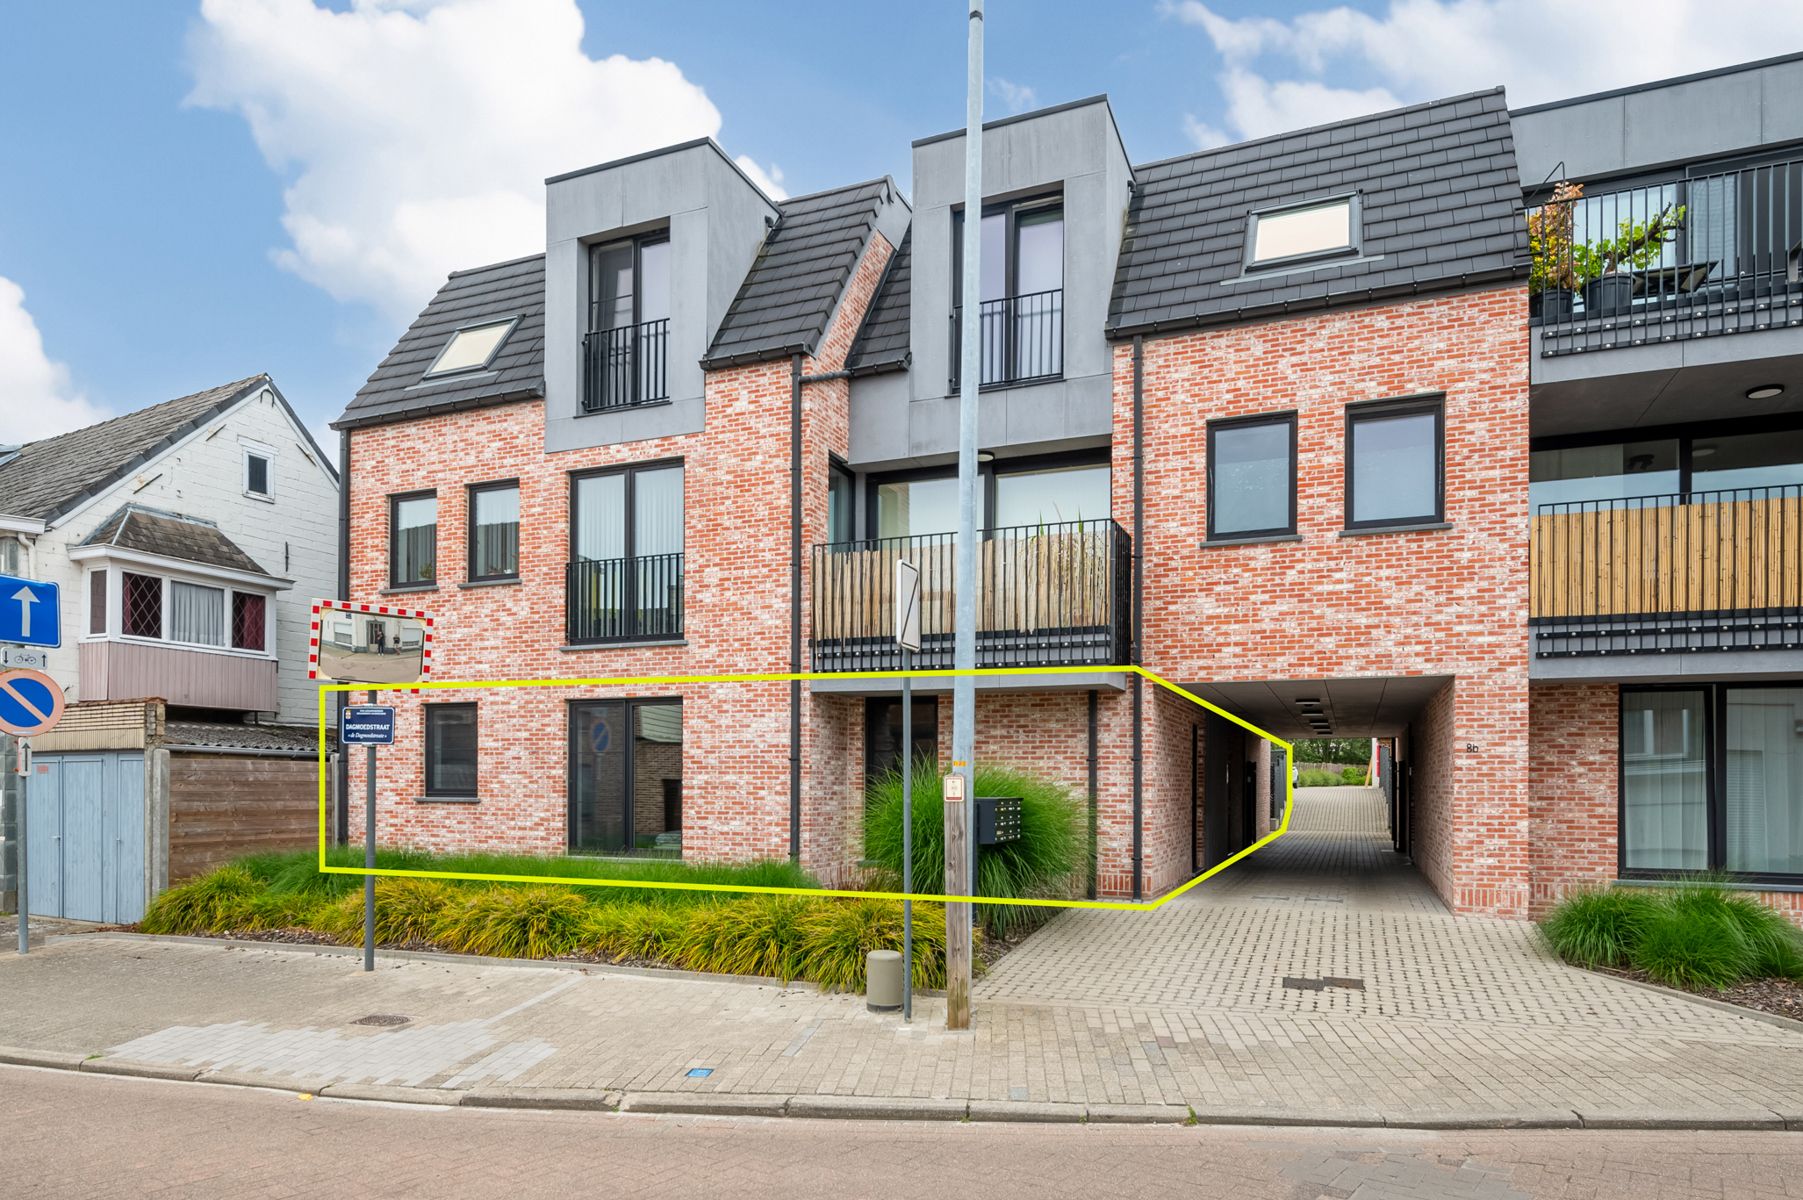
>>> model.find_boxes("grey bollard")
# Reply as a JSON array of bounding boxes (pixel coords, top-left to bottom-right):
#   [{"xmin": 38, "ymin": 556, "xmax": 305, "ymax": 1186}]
[{"xmin": 866, "ymin": 949, "xmax": 904, "ymax": 1012}]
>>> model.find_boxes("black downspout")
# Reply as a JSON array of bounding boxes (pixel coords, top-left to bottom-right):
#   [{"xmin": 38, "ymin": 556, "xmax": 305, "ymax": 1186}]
[
  {"xmin": 335, "ymin": 427, "xmax": 351, "ymax": 846},
  {"xmin": 1087, "ymin": 687, "xmax": 1098, "ymax": 900},
  {"xmin": 1131, "ymin": 334, "xmax": 1145, "ymax": 902},
  {"xmin": 789, "ymin": 354, "xmax": 804, "ymax": 862}
]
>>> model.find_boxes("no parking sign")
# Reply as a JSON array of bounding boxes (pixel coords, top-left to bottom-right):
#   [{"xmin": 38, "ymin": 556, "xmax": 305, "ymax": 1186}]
[{"xmin": 0, "ymin": 668, "xmax": 63, "ymax": 737}]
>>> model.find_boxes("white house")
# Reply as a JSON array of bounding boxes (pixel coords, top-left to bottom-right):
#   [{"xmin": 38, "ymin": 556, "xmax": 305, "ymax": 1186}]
[{"xmin": 0, "ymin": 374, "xmax": 338, "ymax": 724}]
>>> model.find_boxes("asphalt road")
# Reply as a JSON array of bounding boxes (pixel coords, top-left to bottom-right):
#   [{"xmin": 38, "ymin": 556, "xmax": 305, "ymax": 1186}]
[{"xmin": 4, "ymin": 1065, "xmax": 1799, "ymax": 1199}]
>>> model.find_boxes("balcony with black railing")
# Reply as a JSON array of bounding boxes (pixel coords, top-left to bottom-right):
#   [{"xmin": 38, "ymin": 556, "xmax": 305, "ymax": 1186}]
[
  {"xmin": 1529, "ymin": 158, "xmax": 1803, "ymax": 356},
  {"xmin": 1530, "ymin": 484, "xmax": 1803, "ymax": 656},
  {"xmin": 566, "ymin": 552, "xmax": 684, "ymax": 644},
  {"xmin": 581, "ymin": 318, "xmax": 670, "ymax": 413},
  {"xmin": 949, "ymin": 289, "xmax": 1063, "ymax": 390},
  {"xmin": 809, "ymin": 518, "xmax": 1130, "ymax": 673}
]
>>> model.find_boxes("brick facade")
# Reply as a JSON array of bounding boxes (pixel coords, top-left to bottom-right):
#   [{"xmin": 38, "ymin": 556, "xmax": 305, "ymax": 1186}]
[{"xmin": 1114, "ymin": 284, "xmax": 1534, "ymax": 916}]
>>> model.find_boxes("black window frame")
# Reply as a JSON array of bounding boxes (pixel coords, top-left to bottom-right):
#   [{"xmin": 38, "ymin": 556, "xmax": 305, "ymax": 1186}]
[
  {"xmin": 951, "ymin": 192, "xmax": 1065, "ymax": 391},
  {"xmin": 1530, "ymin": 412, "xmax": 1803, "ymax": 505},
  {"xmin": 1243, "ymin": 192, "xmax": 1362, "ymax": 272},
  {"xmin": 864, "ymin": 448, "xmax": 1110, "ymax": 540},
  {"xmin": 567, "ymin": 457, "xmax": 685, "ymax": 644},
  {"xmin": 1619, "ymin": 681, "xmax": 1803, "ymax": 887},
  {"xmin": 388, "ymin": 489, "xmax": 438, "ymax": 589},
  {"xmin": 566, "ymin": 696, "xmax": 683, "ymax": 856},
  {"xmin": 864, "ymin": 695, "xmax": 939, "ymax": 793},
  {"xmin": 1206, "ymin": 411, "xmax": 1299, "ymax": 542},
  {"xmin": 583, "ymin": 231, "xmax": 672, "ymax": 413},
  {"xmin": 1343, "ymin": 394, "xmax": 1446, "ymax": 531},
  {"xmin": 466, "ymin": 478, "xmax": 521, "ymax": 583},
  {"xmin": 827, "ymin": 455, "xmax": 857, "ymax": 544},
  {"xmin": 244, "ymin": 451, "xmax": 271, "ymax": 498},
  {"xmin": 423, "ymin": 702, "xmax": 478, "ymax": 799}
]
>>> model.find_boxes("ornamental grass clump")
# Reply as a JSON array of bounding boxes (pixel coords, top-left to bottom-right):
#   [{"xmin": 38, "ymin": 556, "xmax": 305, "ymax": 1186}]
[
  {"xmin": 794, "ymin": 898, "xmax": 953, "ymax": 992},
  {"xmin": 430, "ymin": 885, "xmax": 590, "ymax": 959},
  {"xmin": 314, "ymin": 878, "xmax": 457, "ymax": 947},
  {"xmin": 674, "ymin": 895, "xmax": 816, "ymax": 982},
  {"xmin": 139, "ymin": 867, "xmax": 265, "ymax": 935},
  {"xmin": 582, "ymin": 902, "xmax": 688, "ymax": 962},
  {"xmin": 864, "ymin": 760, "xmax": 1083, "ymax": 939},
  {"xmin": 1539, "ymin": 886, "xmax": 1657, "ymax": 969}
]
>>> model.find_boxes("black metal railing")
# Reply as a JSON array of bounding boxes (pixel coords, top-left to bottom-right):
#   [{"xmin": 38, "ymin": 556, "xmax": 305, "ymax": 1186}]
[
  {"xmin": 1528, "ymin": 157, "xmax": 1803, "ymax": 355},
  {"xmin": 1530, "ymin": 484, "xmax": 1803, "ymax": 656},
  {"xmin": 949, "ymin": 289, "xmax": 1063, "ymax": 390},
  {"xmin": 581, "ymin": 318, "xmax": 670, "ymax": 412},
  {"xmin": 566, "ymin": 553, "xmax": 684, "ymax": 643},
  {"xmin": 809, "ymin": 518, "xmax": 1129, "ymax": 672}
]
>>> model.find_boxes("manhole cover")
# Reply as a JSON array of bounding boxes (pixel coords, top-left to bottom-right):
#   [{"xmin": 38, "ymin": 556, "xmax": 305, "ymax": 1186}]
[{"xmin": 352, "ymin": 1013, "xmax": 411, "ymax": 1027}]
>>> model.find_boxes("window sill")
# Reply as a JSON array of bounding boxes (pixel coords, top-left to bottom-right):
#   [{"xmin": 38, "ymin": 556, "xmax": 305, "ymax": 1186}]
[
  {"xmin": 459, "ymin": 577, "xmax": 520, "ymax": 590},
  {"xmin": 243, "ymin": 491, "xmax": 275, "ymax": 504},
  {"xmin": 578, "ymin": 398, "xmax": 675, "ymax": 417},
  {"xmin": 1338, "ymin": 522, "xmax": 1452, "ymax": 538},
  {"xmin": 416, "ymin": 794, "xmax": 479, "ymax": 805},
  {"xmin": 1616, "ymin": 875, "xmax": 1803, "ymax": 894},
  {"xmin": 382, "ymin": 584, "xmax": 439, "ymax": 595},
  {"xmin": 1201, "ymin": 533, "xmax": 1302, "ymax": 549},
  {"xmin": 559, "ymin": 638, "xmax": 688, "ymax": 652}
]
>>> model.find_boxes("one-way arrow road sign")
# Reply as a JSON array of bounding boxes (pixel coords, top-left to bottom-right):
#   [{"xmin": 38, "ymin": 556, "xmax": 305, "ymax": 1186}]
[{"xmin": 0, "ymin": 574, "xmax": 60, "ymax": 649}]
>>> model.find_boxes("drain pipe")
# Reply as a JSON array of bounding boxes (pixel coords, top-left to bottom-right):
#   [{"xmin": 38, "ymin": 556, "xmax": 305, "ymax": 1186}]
[
  {"xmin": 789, "ymin": 356, "xmax": 855, "ymax": 863},
  {"xmin": 1087, "ymin": 688, "xmax": 1098, "ymax": 900},
  {"xmin": 1131, "ymin": 335, "xmax": 1145, "ymax": 901}
]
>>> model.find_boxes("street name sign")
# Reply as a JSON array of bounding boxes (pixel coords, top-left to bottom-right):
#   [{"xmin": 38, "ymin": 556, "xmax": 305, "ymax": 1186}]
[
  {"xmin": 0, "ymin": 667, "xmax": 65, "ymax": 737},
  {"xmin": 0, "ymin": 574, "xmax": 59, "ymax": 649},
  {"xmin": 340, "ymin": 705, "xmax": 397, "ymax": 746}
]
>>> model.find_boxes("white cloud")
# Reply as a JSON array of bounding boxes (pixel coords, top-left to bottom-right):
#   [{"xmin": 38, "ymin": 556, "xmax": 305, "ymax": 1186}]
[
  {"xmin": 989, "ymin": 77, "xmax": 1038, "ymax": 115},
  {"xmin": 1163, "ymin": 0, "xmax": 1803, "ymax": 143},
  {"xmin": 0, "ymin": 276, "xmax": 107, "ymax": 444},
  {"xmin": 188, "ymin": 0, "xmax": 787, "ymax": 323}
]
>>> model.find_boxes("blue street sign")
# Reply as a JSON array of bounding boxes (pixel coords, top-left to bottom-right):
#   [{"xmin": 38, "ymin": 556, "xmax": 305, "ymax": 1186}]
[
  {"xmin": 0, "ymin": 574, "xmax": 59, "ymax": 649},
  {"xmin": 0, "ymin": 668, "xmax": 64, "ymax": 737},
  {"xmin": 340, "ymin": 704, "xmax": 396, "ymax": 746}
]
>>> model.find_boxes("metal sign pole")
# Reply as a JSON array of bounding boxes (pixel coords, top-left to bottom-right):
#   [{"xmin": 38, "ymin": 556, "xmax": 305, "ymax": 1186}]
[
  {"xmin": 901, "ymin": 651, "xmax": 912, "ymax": 1023},
  {"xmin": 363, "ymin": 688, "xmax": 377, "ymax": 972},
  {"xmin": 15, "ymin": 735, "xmax": 28, "ymax": 955}
]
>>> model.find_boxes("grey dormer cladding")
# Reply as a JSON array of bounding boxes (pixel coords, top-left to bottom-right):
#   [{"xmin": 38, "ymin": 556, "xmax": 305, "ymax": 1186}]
[
  {"xmin": 846, "ymin": 230, "xmax": 911, "ymax": 375},
  {"xmin": 1108, "ymin": 89, "xmax": 1527, "ymax": 337},
  {"xmin": 81, "ymin": 504, "xmax": 274, "ymax": 577},
  {"xmin": 0, "ymin": 375, "xmax": 271, "ymax": 523},
  {"xmin": 336, "ymin": 253, "xmax": 546, "ymax": 430},
  {"xmin": 702, "ymin": 179, "xmax": 897, "ymax": 368}
]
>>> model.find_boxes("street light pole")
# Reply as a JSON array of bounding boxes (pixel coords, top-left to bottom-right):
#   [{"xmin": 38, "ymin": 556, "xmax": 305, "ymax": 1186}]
[{"xmin": 945, "ymin": 0, "xmax": 984, "ymax": 1032}]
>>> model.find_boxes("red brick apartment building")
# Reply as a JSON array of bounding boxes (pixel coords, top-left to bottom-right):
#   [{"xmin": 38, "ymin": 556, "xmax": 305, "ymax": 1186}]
[{"xmin": 334, "ymin": 54, "xmax": 1803, "ymax": 920}]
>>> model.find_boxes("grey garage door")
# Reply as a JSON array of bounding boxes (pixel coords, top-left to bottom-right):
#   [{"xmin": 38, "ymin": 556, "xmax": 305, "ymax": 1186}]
[{"xmin": 26, "ymin": 752, "xmax": 146, "ymax": 923}]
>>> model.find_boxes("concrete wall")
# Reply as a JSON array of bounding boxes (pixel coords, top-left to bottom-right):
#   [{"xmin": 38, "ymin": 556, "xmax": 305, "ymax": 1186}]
[
  {"xmin": 22, "ymin": 385, "xmax": 338, "ymax": 725},
  {"xmin": 543, "ymin": 141, "xmax": 779, "ymax": 454},
  {"xmin": 1511, "ymin": 55, "xmax": 1803, "ymax": 186}
]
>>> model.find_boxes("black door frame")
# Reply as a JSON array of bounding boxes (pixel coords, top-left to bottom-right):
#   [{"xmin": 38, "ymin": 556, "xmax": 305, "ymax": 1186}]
[{"xmin": 567, "ymin": 697, "xmax": 682, "ymax": 854}]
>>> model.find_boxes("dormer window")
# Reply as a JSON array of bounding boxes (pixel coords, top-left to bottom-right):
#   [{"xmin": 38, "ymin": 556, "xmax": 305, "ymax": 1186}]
[
  {"xmin": 583, "ymin": 233, "xmax": 671, "ymax": 412},
  {"xmin": 425, "ymin": 318, "xmax": 517, "ymax": 377},
  {"xmin": 1247, "ymin": 195, "xmax": 1359, "ymax": 269}
]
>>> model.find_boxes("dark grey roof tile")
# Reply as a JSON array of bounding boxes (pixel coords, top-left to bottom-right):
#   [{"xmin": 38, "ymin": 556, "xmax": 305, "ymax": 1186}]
[
  {"xmin": 846, "ymin": 229, "xmax": 911, "ymax": 375},
  {"xmin": 80, "ymin": 504, "xmax": 272, "ymax": 576}
]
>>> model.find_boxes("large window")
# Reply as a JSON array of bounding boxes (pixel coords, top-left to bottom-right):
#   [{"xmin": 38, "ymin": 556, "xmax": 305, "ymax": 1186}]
[
  {"xmin": 865, "ymin": 696, "xmax": 937, "ymax": 790},
  {"xmin": 1623, "ymin": 685, "xmax": 1803, "ymax": 881},
  {"xmin": 871, "ymin": 456, "xmax": 1110, "ymax": 539},
  {"xmin": 1208, "ymin": 413, "xmax": 1297, "ymax": 540},
  {"xmin": 424, "ymin": 704, "xmax": 478, "ymax": 798},
  {"xmin": 103, "ymin": 569, "xmax": 268, "ymax": 651},
  {"xmin": 570, "ymin": 699, "xmax": 682, "ymax": 856},
  {"xmin": 1531, "ymin": 440, "xmax": 1680, "ymax": 509},
  {"xmin": 389, "ymin": 492, "xmax": 437, "ymax": 588},
  {"xmin": 585, "ymin": 233, "xmax": 671, "ymax": 411},
  {"xmin": 953, "ymin": 197, "xmax": 1064, "ymax": 387},
  {"xmin": 1345, "ymin": 397, "xmax": 1444, "ymax": 530},
  {"xmin": 468, "ymin": 481, "xmax": 520, "ymax": 582},
  {"xmin": 170, "ymin": 581, "xmax": 226, "ymax": 646},
  {"xmin": 569, "ymin": 462, "xmax": 683, "ymax": 642},
  {"xmin": 1530, "ymin": 422, "xmax": 1803, "ymax": 510}
]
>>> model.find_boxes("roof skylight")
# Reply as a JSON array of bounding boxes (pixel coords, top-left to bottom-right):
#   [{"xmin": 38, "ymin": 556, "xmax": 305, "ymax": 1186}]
[
  {"xmin": 424, "ymin": 318, "xmax": 516, "ymax": 377},
  {"xmin": 1248, "ymin": 197, "xmax": 1357, "ymax": 268}
]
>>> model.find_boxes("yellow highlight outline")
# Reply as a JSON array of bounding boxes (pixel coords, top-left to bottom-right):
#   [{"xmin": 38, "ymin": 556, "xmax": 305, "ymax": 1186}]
[{"xmin": 316, "ymin": 665, "xmax": 1295, "ymax": 910}]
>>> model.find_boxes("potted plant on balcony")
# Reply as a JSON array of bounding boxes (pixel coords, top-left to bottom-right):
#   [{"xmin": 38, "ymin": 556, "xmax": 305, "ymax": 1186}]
[
  {"xmin": 1571, "ymin": 200, "xmax": 1688, "ymax": 318},
  {"xmin": 1527, "ymin": 181, "xmax": 1583, "ymax": 322}
]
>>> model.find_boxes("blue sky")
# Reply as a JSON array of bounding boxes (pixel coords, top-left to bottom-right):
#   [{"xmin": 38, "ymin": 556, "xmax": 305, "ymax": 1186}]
[{"xmin": 1, "ymin": 0, "xmax": 1794, "ymax": 449}]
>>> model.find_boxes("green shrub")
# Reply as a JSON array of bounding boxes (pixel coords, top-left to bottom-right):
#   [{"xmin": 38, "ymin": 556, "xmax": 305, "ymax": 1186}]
[
  {"xmin": 864, "ymin": 760, "xmax": 1082, "ymax": 939},
  {"xmin": 1630, "ymin": 901, "xmax": 1753, "ymax": 991},
  {"xmin": 794, "ymin": 898, "xmax": 952, "ymax": 992},
  {"xmin": 675, "ymin": 895, "xmax": 816, "ymax": 981},
  {"xmin": 1540, "ymin": 887, "xmax": 1657, "ymax": 968},
  {"xmin": 1340, "ymin": 765, "xmax": 1367, "ymax": 786},
  {"xmin": 582, "ymin": 902, "xmax": 688, "ymax": 961},
  {"xmin": 140, "ymin": 867, "xmax": 264, "ymax": 934},
  {"xmin": 1295, "ymin": 769, "xmax": 1339, "ymax": 788},
  {"xmin": 430, "ymin": 885, "xmax": 590, "ymax": 959}
]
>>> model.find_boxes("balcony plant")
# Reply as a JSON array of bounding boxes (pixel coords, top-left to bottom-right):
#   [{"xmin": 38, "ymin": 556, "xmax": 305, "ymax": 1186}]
[
  {"xmin": 1571, "ymin": 200, "xmax": 1688, "ymax": 318},
  {"xmin": 1527, "ymin": 181, "xmax": 1584, "ymax": 321}
]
